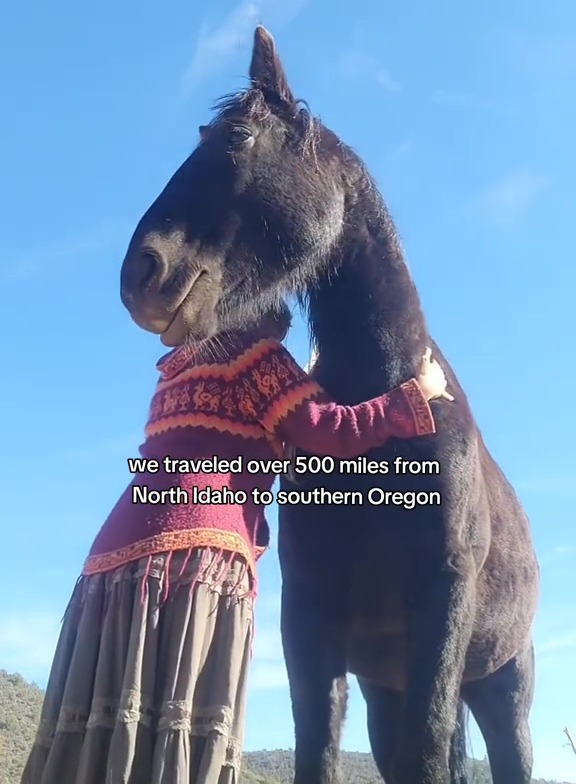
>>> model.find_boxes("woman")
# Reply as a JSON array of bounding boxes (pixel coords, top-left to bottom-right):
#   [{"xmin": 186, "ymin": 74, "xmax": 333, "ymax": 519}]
[{"xmin": 22, "ymin": 308, "xmax": 452, "ymax": 784}]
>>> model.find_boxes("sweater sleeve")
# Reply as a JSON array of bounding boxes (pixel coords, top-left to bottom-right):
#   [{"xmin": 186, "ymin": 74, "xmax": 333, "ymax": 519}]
[{"xmin": 250, "ymin": 341, "xmax": 436, "ymax": 459}]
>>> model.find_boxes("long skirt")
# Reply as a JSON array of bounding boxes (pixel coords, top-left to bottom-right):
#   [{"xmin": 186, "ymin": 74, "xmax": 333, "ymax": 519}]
[{"xmin": 21, "ymin": 548, "xmax": 254, "ymax": 784}]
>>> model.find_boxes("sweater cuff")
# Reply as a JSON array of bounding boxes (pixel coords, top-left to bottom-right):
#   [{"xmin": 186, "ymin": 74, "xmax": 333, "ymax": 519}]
[{"xmin": 399, "ymin": 379, "xmax": 436, "ymax": 436}]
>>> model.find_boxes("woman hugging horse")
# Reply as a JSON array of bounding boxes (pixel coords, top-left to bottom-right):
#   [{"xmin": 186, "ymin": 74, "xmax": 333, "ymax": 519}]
[{"xmin": 22, "ymin": 303, "xmax": 451, "ymax": 784}]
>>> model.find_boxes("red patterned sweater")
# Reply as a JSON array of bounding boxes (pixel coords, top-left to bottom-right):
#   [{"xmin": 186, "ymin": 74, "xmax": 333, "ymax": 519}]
[{"xmin": 83, "ymin": 327, "xmax": 436, "ymax": 592}]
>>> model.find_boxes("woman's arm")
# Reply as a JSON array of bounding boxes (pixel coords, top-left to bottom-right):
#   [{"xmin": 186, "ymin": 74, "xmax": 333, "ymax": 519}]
[
  {"xmin": 252, "ymin": 342, "xmax": 450, "ymax": 459},
  {"xmin": 272, "ymin": 378, "xmax": 434, "ymax": 458}
]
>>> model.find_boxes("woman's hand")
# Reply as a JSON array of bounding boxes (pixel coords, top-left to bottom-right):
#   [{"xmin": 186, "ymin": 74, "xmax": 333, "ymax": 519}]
[{"xmin": 417, "ymin": 347, "xmax": 455, "ymax": 402}]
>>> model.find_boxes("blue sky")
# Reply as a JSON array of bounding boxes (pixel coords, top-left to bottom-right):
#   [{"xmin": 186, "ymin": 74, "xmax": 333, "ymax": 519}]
[{"xmin": 1, "ymin": 0, "xmax": 575, "ymax": 780}]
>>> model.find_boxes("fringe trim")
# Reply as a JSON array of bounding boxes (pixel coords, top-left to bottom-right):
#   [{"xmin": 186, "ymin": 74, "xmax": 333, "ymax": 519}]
[
  {"xmin": 67, "ymin": 548, "xmax": 256, "ymax": 621},
  {"xmin": 139, "ymin": 548, "xmax": 256, "ymax": 607},
  {"xmin": 82, "ymin": 528, "xmax": 261, "ymax": 579}
]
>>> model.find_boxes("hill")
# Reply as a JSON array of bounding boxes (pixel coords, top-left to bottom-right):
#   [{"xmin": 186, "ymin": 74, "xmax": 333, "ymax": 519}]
[
  {"xmin": 0, "ymin": 670, "xmax": 571, "ymax": 784},
  {"xmin": 0, "ymin": 672, "xmax": 45, "ymax": 784},
  {"xmin": 242, "ymin": 749, "xmax": 573, "ymax": 784}
]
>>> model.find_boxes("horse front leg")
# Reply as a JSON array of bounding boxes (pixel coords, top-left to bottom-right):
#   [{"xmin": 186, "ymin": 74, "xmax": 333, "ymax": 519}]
[
  {"xmin": 394, "ymin": 553, "xmax": 475, "ymax": 784},
  {"xmin": 281, "ymin": 582, "xmax": 348, "ymax": 784}
]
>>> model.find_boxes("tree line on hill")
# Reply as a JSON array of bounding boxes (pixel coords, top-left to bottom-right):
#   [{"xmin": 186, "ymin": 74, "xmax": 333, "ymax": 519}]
[{"xmin": 0, "ymin": 670, "xmax": 572, "ymax": 784}]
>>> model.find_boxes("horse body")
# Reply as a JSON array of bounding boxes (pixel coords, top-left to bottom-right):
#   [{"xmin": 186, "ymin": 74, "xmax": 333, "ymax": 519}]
[
  {"xmin": 283, "ymin": 330, "xmax": 538, "ymax": 681},
  {"xmin": 278, "ymin": 228, "xmax": 538, "ymax": 784},
  {"xmin": 280, "ymin": 412, "xmax": 537, "ymax": 686},
  {"xmin": 118, "ymin": 26, "xmax": 539, "ymax": 784}
]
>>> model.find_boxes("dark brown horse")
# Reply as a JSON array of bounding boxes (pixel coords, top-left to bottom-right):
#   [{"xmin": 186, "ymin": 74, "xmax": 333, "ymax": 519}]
[{"xmin": 119, "ymin": 27, "xmax": 539, "ymax": 784}]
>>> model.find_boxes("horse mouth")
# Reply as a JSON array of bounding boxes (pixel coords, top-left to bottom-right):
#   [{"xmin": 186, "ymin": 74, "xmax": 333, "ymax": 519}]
[
  {"xmin": 160, "ymin": 303, "xmax": 186, "ymax": 346},
  {"xmin": 160, "ymin": 269, "xmax": 212, "ymax": 346}
]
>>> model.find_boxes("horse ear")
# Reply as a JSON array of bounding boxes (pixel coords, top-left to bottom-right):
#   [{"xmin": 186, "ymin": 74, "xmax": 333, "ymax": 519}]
[{"xmin": 249, "ymin": 26, "xmax": 295, "ymax": 105}]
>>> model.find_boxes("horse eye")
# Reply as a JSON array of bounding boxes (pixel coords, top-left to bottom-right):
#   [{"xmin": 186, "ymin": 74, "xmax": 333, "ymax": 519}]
[{"xmin": 228, "ymin": 126, "xmax": 254, "ymax": 148}]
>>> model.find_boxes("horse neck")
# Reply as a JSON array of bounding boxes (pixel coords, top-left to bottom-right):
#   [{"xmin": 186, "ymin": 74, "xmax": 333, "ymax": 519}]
[{"xmin": 306, "ymin": 200, "xmax": 429, "ymax": 403}]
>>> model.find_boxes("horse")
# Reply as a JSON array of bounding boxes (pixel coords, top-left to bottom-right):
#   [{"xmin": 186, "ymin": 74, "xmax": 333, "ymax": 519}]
[{"xmin": 118, "ymin": 26, "xmax": 539, "ymax": 784}]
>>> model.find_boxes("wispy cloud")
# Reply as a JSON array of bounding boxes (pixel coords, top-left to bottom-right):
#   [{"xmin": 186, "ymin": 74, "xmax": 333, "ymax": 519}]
[
  {"xmin": 533, "ymin": 600, "xmax": 576, "ymax": 670},
  {"xmin": 180, "ymin": 0, "xmax": 312, "ymax": 98},
  {"xmin": 430, "ymin": 90, "xmax": 500, "ymax": 112},
  {"xmin": 471, "ymin": 167, "xmax": 547, "ymax": 224},
  {"xmin": 537, "ymin": 630, "xmax": 576, "ymax": 656},
  {"xmin": 541, "ymin": 544, "xmax": 576, "ymax": 568},
  {"xmin": 382, "ymin": 137, "xmax": 413, "ymax": 165},
  {"xmin": 391, "ymin": 138, "xmax": 412, "ymax": 156},
  {"xmin": 0, "ymin": 219, "xmax": 133, "ymax": 282},
  {"xmin": 339, "ymin": 50, "xmax": 401, "ymax": 93}
]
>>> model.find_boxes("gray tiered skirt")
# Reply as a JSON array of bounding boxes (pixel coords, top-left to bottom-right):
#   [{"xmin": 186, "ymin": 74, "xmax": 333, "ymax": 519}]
[{"xmin": 21, "ymin": 548, "xmax": 254, "ymax": 784}]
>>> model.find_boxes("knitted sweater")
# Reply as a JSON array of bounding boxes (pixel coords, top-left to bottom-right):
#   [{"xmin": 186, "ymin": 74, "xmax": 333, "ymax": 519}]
[{"xmin": 83, "ymin": 327, "xmax": 436, "ymax": 593}]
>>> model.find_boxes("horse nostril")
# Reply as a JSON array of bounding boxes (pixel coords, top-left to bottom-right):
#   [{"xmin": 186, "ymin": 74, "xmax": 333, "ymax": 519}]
[
  {"xmin": 138, "ymin": 251, "xmax": 162, "ymax": 290},
  {"xmin": 121, "ymin": 286, "xmax": 134, "ymax": 307}
]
